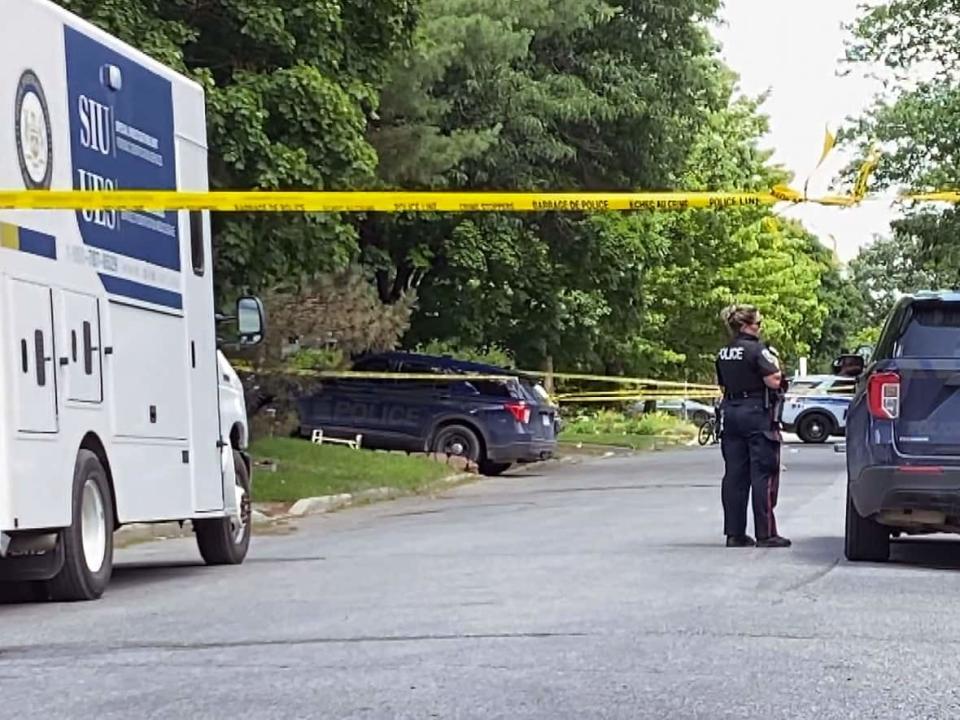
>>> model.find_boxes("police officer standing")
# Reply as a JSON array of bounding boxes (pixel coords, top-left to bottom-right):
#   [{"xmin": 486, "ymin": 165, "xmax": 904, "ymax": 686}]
[{"xmin": 715, "ymin": 305, "xmax": 791, "ymax": 548}]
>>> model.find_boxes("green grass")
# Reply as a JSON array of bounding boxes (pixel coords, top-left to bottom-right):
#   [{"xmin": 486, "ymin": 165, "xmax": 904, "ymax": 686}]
[
  {"xmin": 559, "ymin": 410, "xmax": 697, "ymax": 450},
  {"xmin": 560, "ymin": 410, "xmax": 697, "ymax": 446},
  {"xmin": 250, "ymin": 437, "xmax": 454, "ymax": 503}
]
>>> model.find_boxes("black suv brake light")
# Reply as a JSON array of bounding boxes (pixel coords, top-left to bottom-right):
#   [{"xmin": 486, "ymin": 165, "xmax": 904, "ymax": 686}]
[
  {"xmin": 504, "ymin": 401, "xmax": 531, "ymax": 424},
  {"xmin": 867, "ymin": 371, "xmax": 900, "ymax": 419}
]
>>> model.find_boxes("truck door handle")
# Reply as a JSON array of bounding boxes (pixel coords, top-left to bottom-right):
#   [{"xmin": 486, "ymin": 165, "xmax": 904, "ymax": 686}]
[
  {"xmin": 946, "ymin": 373, "xmax": 960, "ymax": 387},
  {"xmin": 34, "ymin": 330, "xmax": 49, "ymax": 387}
]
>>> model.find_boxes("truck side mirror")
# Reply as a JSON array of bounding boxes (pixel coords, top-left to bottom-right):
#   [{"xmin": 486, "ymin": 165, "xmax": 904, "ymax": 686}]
[{"xmin": 236, "ymin": 296, "xmax": 265, "ymax": 346}]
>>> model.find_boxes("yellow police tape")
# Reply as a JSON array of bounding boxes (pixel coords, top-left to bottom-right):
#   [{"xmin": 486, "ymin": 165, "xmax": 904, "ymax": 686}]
[
  {"xmin": 234, "ymin": 366, "xmax": 523, "ymax": 383},
  {"xmin": 905, "ymin": 191, "xmax": 960, "ymax": 203},
  {"xmin": 557, "ymin": 391, "xmax": 718, "ymax": 401},
  {"xmin": 559, "ymin": 395, "xmax": 718, "ymax": 403},
  {"xmin": 550, "ymin": 376, "xmax": 716, "ymax": 390},
  {"xmin": 0, "ymin": 187, "xmax": 808, "ymax": 213},
  {"xmin": 233, "ymin": 361, "xmax": 719, "ymax": 392},
  {"xmin": 16, "ymin": 147, "xmax": 960, "ymax": 212},
  {"xmin": 229, "ymin": 362, "xmax": 728, "ymax": 411}
]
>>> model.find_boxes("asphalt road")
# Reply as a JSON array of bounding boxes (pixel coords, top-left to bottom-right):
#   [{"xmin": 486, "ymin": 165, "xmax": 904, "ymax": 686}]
[{"xmin": 3, "ymin": 442, "xmax": 960, "ymax": 719}]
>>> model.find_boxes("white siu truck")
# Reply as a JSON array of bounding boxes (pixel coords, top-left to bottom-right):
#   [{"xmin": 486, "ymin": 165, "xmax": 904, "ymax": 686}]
[{"xmin": 0, "ymin": 0, "xmax": 265, "ymax": 600}]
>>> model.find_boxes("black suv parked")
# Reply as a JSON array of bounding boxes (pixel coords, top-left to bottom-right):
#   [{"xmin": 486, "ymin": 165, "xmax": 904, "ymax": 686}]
[{"xmin": 296, "ymin": 353, "xmax": 558, "ymax": 475}]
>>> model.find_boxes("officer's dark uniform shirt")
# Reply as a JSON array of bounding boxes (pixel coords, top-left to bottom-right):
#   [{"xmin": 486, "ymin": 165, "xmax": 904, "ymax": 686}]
[{"xmin": 715, "ymin": 333, "xmax": 780, "ymax": 397}]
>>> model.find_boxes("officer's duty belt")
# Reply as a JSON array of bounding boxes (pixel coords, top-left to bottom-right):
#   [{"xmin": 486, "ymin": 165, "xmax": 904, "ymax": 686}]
[{"xmin": 723, "ymin": 391, "xmax": 765, "ymax": 400}]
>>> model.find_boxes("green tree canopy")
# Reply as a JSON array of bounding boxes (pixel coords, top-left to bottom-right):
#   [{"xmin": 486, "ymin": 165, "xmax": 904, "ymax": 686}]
[
  {"xmin": 845, "ymin": 0, "xmax": 960, "ymax": 291},
  {"xmin": 362, "ymin": 0, "xmax": 844, "ymax": 378},
  {"xmin": 58, "ymin": 0, "xmax": 419, "ymax": 296}
]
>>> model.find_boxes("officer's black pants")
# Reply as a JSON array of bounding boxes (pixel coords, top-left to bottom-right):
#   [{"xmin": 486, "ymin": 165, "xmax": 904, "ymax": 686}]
[{"xmin": 720, "ymin": 399, "xmax": 782, "ymax": 540}]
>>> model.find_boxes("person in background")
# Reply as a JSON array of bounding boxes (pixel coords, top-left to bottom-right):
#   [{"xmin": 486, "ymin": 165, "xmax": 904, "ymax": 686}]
[{"xmin": 714, "ymin": 304, "xmax": 792, "ymax": 549}]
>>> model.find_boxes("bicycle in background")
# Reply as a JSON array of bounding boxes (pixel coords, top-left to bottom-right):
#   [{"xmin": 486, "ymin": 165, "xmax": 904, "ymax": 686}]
[{"xmin": 698, "ymin": 409, "xmax": 722, "ymax": 446}]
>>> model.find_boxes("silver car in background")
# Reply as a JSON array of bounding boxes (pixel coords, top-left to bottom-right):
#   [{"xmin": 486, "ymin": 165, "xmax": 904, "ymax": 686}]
[{"xmin": 630, "ymin": 398, "xmax": 715, "ymax": 425}]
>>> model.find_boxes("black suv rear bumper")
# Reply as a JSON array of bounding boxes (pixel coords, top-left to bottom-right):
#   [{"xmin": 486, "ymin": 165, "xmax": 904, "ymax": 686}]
[
  {"xmin": 852, "ymin": 466, "xmax": 960, "ymax": 517},
  {"xmin": 488, "ymin": 440, "xmax": 556, "ymax": 464}
]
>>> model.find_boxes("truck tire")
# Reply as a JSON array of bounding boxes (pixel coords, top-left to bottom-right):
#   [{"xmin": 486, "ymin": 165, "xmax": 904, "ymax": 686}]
[
  {"xmin": 844, "ymin": 485, "xmax": 890, "ymax": 562},
  {"xmin": 48, "ymin": 450, "xmax": 115, "ymax": 602},
  {"xmin": 479, "ymin": 461, "xmax": 512, "ymax": 476},
  {"xmin": 432, "ymin": 425, "xmax": 481, "ymax": 463},
  {"xmin": 196, "ymin": 451, "xmax": 251, "ymax": 565},
  {"xmin": 797, "ymin": 413, "xmax": 832, "ymax": 444}
]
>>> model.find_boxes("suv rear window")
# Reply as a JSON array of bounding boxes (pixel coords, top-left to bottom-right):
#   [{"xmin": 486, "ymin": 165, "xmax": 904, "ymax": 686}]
[{"xmin": 900, "ymin": 305, "xmax": 960, "ymax": 358}]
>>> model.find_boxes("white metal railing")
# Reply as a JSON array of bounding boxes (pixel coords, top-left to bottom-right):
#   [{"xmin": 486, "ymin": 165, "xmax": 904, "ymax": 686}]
[{"xmin": 311, "ymin": 429, "xmax": 363, "ymax": 450}]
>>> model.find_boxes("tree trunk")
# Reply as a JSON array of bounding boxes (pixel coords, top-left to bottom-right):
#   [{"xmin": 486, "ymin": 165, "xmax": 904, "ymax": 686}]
[{"xmin": 543, "ymin": 355, "xmax": 555, "ymax": 395}]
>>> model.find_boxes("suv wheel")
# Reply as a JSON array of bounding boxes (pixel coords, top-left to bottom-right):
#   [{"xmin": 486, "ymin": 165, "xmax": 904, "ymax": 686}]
[
  {"xmin": 844, "ymin": 485, "xmax": 890, "ymax": 562},
  {"xmin": 432, "ymin": 425, "xmax": 481, "ymax": 463},
  {"xmin": 797, "ymin": 413, "xmax": 831, "ymax": 444}
]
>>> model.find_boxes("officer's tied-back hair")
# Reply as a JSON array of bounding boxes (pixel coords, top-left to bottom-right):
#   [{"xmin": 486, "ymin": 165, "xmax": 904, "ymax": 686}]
[{"xmin": 720, "ymin": 304, "xmax": 760, "ymax": 337}]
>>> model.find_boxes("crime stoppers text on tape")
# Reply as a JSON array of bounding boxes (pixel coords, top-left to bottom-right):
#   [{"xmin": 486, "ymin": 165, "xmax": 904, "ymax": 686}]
[{"xmin": 0, "ymin": 188, "xmax": 807, "ymax": 213}]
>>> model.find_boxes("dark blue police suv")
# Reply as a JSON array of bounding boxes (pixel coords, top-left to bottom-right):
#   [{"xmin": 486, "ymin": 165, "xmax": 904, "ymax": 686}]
[
  {"xmin": 845, "ymin": 292, "xmax": 960, "ymax": 562},
  {"xmin": 296, "ymin": 352, "xmax": 558, "ymax": 476}
]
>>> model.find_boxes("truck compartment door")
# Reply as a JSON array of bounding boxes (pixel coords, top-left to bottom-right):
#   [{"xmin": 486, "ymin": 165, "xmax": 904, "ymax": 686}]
[
  {"xmin": 9, "ymin": 280, "xmax": 58, "ymax": 433},
  {"xmin": 61, "ymin": 290, "xmax": 103, "ymax": 403}
]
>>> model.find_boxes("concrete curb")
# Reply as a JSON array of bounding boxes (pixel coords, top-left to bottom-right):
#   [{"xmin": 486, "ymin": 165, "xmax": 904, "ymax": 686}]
[{"xmin": 270, "ymin": 471, "xmax": 475, "ymax": 521}]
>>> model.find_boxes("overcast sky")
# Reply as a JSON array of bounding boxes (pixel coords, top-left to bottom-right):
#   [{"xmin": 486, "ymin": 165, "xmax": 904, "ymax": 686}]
[{"xmin": 713, "ymin": 0, "xmax": 896, "ymax": 262}]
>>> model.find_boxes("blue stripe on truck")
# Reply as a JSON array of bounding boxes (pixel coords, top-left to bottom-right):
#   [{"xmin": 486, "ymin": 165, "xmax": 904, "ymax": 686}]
[
  {"xmin": 98, "ymin": 274, "xmax": 183, "ymax": 310},
  {"xmin": 0, "ymin": 222, "xmax": 57, "ymax": 259},
  {"xmin": 17, "ymin": 227, "xmax": 57, "ymax": 259}
]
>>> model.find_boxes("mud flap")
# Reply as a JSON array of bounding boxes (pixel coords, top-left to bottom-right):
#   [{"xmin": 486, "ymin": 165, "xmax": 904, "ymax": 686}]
[
  {"xmin": 0, "ymin": 537, "xmax": 65, "ymax": 582},
  {"xmin": 220, "ymin": 442, "xmax": 240, "ymax": 522}
]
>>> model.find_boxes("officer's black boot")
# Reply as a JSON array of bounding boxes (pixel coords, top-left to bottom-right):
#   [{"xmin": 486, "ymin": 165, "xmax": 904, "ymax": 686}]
[
  {"xmin": 756, "ymin": 535, "xmax": 791, "ymax": 548},
  {"xmin": 725, "ymin": 534, "xmax": 756, "ymax": 548}
]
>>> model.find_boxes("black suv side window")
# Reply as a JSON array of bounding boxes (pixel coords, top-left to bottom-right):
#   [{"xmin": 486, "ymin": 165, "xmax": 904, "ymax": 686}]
[
  {"xmin": 353, "ymin": 357, "xmax": 391, "ymax": 372},
  {"xmin": 873, "ymin": 302, "xmax": 906, "ymax": 361},
  {"xmin": 395, "ymin": 360, "xmax": 446, "ymax": 392},
  {"xmin": 898, "ymin": 304, "xmax": 960, "ymax": 358},
  {"xmin": 465, "ymin": 380, "xmax": 512, "ymax": 398}
]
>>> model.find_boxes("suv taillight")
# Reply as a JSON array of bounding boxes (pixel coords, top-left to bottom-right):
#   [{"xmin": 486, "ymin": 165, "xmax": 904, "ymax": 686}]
[
  {"xmin": 868, "ymin": 371, "xmax": 900, "ymax": 419},
  {"xmin": 504, "ymin": 401, "xmax": 531, "ymax": 424}
]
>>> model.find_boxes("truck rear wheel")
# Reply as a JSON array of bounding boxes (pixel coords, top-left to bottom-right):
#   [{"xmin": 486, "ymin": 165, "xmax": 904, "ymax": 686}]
[
  {"xmin": 844, "ymin": 485, "xmax": 890, "ymax": 562},
  {"xmin": 48, "ymin": 450, "xmax": 115, "ymax": 602},
  {"xmin": 196, "ymin": 451, "xmax": 251, "ymax": 565}
]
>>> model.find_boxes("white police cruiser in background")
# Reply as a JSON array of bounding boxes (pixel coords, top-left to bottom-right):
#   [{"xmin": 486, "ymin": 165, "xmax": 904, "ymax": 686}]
[{"xmin": 781, "ymin": 374, "xmax": 857, "ymax": 444}]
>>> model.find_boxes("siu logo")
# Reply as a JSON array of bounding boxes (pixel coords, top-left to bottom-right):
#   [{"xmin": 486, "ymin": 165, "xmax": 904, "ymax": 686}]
[{"xmin": 15, "ymin": 70, "xmax": 53, "ymax": 190}]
